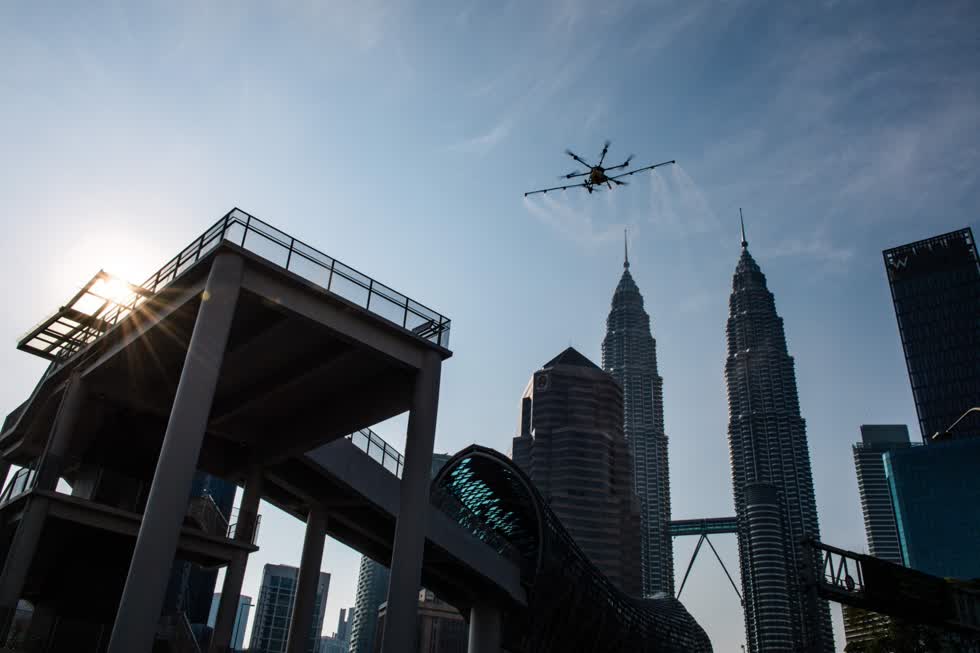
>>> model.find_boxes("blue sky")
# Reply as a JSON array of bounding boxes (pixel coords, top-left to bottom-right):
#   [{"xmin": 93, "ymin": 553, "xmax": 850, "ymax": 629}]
[{"xmin": 1, "ymin": 1, "xmax": 978, "ymax": 650}]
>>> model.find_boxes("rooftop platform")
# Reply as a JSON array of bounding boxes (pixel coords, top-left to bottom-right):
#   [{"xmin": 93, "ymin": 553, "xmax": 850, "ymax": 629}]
[{"xmin": 2, "ymin": 209, "xmax": 452, "ymax": 477}]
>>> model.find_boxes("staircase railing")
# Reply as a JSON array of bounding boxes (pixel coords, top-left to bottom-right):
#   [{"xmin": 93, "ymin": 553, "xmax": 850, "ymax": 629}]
[{"xmin": 185, "ymin": 492, "xmax": 229, "ymax": 539}]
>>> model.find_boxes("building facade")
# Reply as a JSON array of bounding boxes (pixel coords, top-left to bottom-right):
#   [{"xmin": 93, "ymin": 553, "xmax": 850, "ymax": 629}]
[
  {"xmin": 725, "ymin": 233, "xmax": 834, "ymax": 652},
  {"xmin": 852, "ymin": 425, "xmax": 911, "ymax": 564},
  {"xmin": 349, "ymin": 557, "xmax": 390, "ymax": 653},
  {"xmin": 844, "ymin": 425, "xmax": 911, "ymax": 649},
  {"xmin": 883, "ymin": 228, "xmax": 980, "ymax": 442},
  {"xmin": 208, "ymin": 593, "xmax": 252, "ymax": 651},
  {"xmin": 374, "ymin": 589, "xmax": 467, "ymax": 653},
  {"xmin": 601, "ymin": 244, "xmax": 674, "ymax": 597},
  {"xmin": 249, "ymin": 564, "xmax": 330, "ymax": 653},
  {"xmin": 884, "ymin": 437, "xmax": 980, "ymax": 580},
  {"xmin": 512, "ymin": 347, "xmax": 642, "ymax": 596}
]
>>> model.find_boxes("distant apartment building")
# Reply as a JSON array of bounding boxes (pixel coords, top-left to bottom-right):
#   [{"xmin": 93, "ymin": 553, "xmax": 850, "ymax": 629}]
[
  {"xmin": 883, "ymin": 228, "xmax": 980, "ymax": 442},
  {"xmin": 349, "ymin": 557, "xmax": 390, "ymax": 653},
  {"xmin": 844, "ymin": 425, "xmax": 911, "ymax": 649},
  {"xmin": 374, "ymin": 589, "xmax": 466, "ymax": 653},
  {"xmin": 207, "ymin": 593, "xmax": 252, "ymax": 651},
  {"xmin": 512, "ymin": 347, "xmax": 643, "ymax": 596},
  {"xmin": 249, "ymin": 564, "xmax": 330, "ymax": 653},
  {"xmin": 319, "ymin": 607, "xmax": 352, "ymax": 653},
  {"xmin": 852, "ymin": 425, "xmax": 912, "ymax": 564}
]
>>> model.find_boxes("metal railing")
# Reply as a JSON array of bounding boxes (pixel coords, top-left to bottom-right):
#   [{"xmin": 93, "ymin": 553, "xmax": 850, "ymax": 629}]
[
  {"xmin": 25, "ymin": 209, "xmax": 451, "ymax": 366},
  {"xmin": 0, "ymin": 468, "xmax": 36, "ymax": 506},
  {"xmin": 227, "ymin": 509, "xmax": 262, "ymax": 545},
  {"xmin": 186, "ymin": 492, "xmax": 230, "ymax": 539},
  {"xmin": 347, "ymin": 428, "xmax": 405, "ymax": 478}
]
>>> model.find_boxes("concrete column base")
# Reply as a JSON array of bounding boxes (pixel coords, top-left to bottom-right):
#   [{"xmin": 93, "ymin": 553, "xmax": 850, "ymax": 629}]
[{"xmin": 468, "ymin": 603, "xmax": 502, "ymax": 653}]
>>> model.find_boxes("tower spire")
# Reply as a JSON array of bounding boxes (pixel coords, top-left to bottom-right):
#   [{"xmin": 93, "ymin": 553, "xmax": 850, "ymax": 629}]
[
  {"xmin": 740, "ymin": 208, "xmax": 748, "ymax": 249},
  {"xmin": 624, "ymin": 228, "xmax": 630, "ymax": 269}
]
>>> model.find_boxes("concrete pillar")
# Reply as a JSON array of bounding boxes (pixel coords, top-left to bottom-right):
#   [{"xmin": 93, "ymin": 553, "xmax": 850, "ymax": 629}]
[
  {"xmin": 107, "ymin": 253, "xmax": 244, "ymax": 653},
  {"xmin": 379, "ymin": 349, "xmax": 442, "ymax": 653},
  {"xmin": 284, "ymin": 506, "xmax": 327, "ymax": 653},
  {"xmin": 0, "ymin": 496, "xmax": 48, "ymax": 640},
  {"xmin": 210, "ymin": 466, "xmax": 264, "ymax": 653},
  {"xmin": 35, "ymin": 372, "xmax": 87, "ymax": 491},
  {"xmin": 467, "ymin": 603, "xmax": 502, "ymax": 653},
  {"xmin": 0, "ymin": 372, "xmax": 86, "ymax": 639}
]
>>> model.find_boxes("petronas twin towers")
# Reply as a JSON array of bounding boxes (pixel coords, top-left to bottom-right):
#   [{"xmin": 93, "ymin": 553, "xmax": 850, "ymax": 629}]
[
  {"xmin": 602, "ymin": 228, "xmax": 833, "ymax": 652},
  {"xmin": 601, "ymin": 242, "xmax": 674, "ymax": 597}
]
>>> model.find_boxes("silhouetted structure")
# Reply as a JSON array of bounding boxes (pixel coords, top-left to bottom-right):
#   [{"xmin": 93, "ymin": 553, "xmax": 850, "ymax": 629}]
[
  {"xmin": 208, "ymin": 593, "xmax": 252, "ymax": 652},
  {"xmin": 433, "ymin": 445, "xmax": 711, "ymax": 652},
  {"xmin": 512, "ymin": 347, "xmax": 642, "ymax": 596},
  {"xmin": 374, "ymin": 589, "xmax": 467, "ymax": 653},
  {"xmin": 601, "ymin": 239, "xmax": 674, "ymax": 597},
  {"xmin": 249, "ymin": 564, "xmax": 329, "ymax": 653},
  {"xmin": 725, "ymin": 227, "xmax": 834, "ymax": 652},
  {"xmin": 883, "ymin": 228, "xmax": 980, "ymax": 442}
]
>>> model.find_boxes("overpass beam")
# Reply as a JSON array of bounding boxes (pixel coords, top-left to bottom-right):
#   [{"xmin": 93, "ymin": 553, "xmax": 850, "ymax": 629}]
[
  {"xmin": 380, "ymin": 349, "xmax": 442, "ymax": 653},
  {"xmin": 285, "ymin": 505, "xmax": 327, "ymax": 653},
  {"xmin": 211, "ymin": 465, "xmax": 264, "ymax": 653},
  {"xmin": 107, "ymin": 252, "xmax": 243, "ymax": 653},
  {"xmin": 468, "ymin": 603, "xmax": 502, "ymax": 653}
]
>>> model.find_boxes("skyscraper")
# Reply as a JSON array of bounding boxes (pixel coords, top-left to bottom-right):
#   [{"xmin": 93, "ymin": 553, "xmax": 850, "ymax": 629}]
[
  {"xmin": 348, "ymin": 557, "xmax": 390, "ymax": 653},
  {"xmin": 601, "ymin": 238, "xmax": 673, "ymax": 597},
  {"xmin": 852, "ymin": 425, "xmax": 911, "ymax": 564},
  {"xmin": 844, "ymin": 425, "xmax": 910, "ymax": 650},
  {"xmin": 249, "ymin": 564, "xmax": 330, "ymax": 653},
  {"xmin": 725, "ymin": 225, "xmax": 833, "ymax": 652},
  {"xmin": 883, "ymin": 228, "xmax": 980, "ymax": 442},
  {"xmin": 208, "ymin": 593, "xmax": 253, "ymax": 652},
  {"xmin": 512, "ymin": 347, "xmax": 642, "ymax": 596}
]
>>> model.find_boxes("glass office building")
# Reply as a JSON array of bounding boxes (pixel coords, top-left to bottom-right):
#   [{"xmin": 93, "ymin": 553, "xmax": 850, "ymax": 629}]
[
  {"xmin": 883, "ymin": 228, "xmax": 980, "ymax": 442},
  {"xmin": 884, "ymin": 437, "xmax": 980, "ymax": 579},
  {"xmin": 249, "ymin": 564, "xmax": 330, "ymax": 653}
]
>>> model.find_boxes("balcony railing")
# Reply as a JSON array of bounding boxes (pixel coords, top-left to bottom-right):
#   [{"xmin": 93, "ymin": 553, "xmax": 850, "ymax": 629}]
[
  {"xmin": 19, "ymin": 209, "xmax": 451, "ymax": 364},
  {"xmin": 347, "ymin": 428, "xmax": 406, "ymax": 478}
]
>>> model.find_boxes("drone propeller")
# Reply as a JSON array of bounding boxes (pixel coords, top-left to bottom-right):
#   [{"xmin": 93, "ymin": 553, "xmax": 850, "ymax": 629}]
[
  {"xmin": 611, "ymin": 178, "xmax": 629, "ymax": 186},
  {"xmin": 562, "ymin": 170, "xmax": 590, "ymax": 179},
  {"xmin": 565, "ymin": 149, "xmax": 592, "ymax": 168},
  {"xmin": 598, "ymin": 140, "xmax": 611, "ymax": 166}
]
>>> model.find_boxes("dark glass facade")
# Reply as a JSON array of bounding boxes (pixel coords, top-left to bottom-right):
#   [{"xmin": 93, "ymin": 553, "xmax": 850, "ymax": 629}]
[
  {"xmin": 249, "ymin": 565, "xmax": 330, "ymax": 653},
  {"xmin": 883, "ymin": 228, "xmax": 980, "ymax": 442},
  {"xmin": 512, "ymin": 347, "xmax": 642, "ymax": 597},
  {"xmin": 884, "ymin": 438, "xmax": 980, "ymax": 580},
  {"xmin": 163, "ymin": 471, "xmax": 237, "ymax": 627},
  {"xmin": 432, "ymin": 446, "xmax": 712, "ymax": 653}
]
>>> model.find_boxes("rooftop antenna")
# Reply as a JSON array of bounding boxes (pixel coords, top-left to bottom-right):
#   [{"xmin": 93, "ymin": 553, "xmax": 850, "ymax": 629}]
[
  {"xmin": 740, "ymin": 208, "xmax": 748, "ymax": 248},
  {"xmin": 624, "ymin": 228, "xmax": 630, "ymax": 269}
]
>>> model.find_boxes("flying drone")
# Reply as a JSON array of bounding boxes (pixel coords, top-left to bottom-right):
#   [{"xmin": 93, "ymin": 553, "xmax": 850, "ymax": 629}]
[{"xmin": 524, "ymin": 141, "xmax": 675, "ymax": 197}]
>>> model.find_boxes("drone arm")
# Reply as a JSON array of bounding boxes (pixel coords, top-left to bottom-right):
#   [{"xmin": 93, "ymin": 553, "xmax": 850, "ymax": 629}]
[
  {"xmin": 565, "ymin": 150, "xmax": 593, "ymax": 168},
  {"xmin": 524, "ymin": 181, "xmax": 585, "ymax": 197},
  {"xmin": 608, "ymin": 159, "xmax": 676, "ymax": 180}
]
